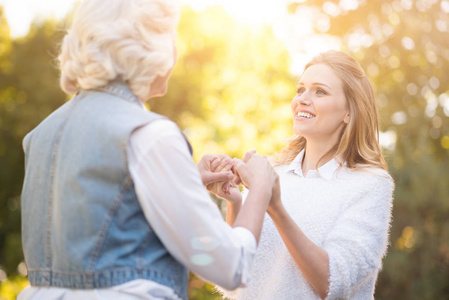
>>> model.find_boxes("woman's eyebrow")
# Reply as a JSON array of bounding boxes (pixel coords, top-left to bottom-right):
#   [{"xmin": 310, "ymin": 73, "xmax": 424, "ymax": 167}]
[{"xmin": 297, "ymin": 82, "xmax": 333, "ymax": 90}]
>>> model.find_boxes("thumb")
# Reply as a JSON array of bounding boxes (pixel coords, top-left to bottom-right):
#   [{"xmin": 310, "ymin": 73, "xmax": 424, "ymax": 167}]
[{"xmin": 204, "ymin": 171, "xmax": 234, "ymax": 186}]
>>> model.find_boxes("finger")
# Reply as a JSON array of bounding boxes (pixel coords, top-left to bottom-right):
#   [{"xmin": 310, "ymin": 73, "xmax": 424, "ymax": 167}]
[
  {"xmin": 205, "ymin": 171, "xmax": 234, "ymax": 185},
  {"xmin": 221, "ymin": 160, "xmax": 234, "ymax": 172},
  {"xmin": 216, "ymin": 154, "xmax": 232, "ymax": 160},
  {"xmin": 214, "ymin": 158, "xmax": 232, "ymax": 173},
  {"xmin": 206, "ymin": 183, "xmax": 212, "ymax": 191},
  {"xmin": 210, "ymin": 158, "xmax": 222, "ymax": 172},
  {"xmin": 222, "ymin": 182, "xmax": 231, "ymax": 195},
  {"xmin": 209, "ymin": 154, "xmax": 231, "ymax": 164},
  {"xmin": 231, "ymin": 158, "xmax": 243, "ymax": 175},
  {"xmin": 202, "ymin": 154, "xmax": 218, "ymax": 165},
  {"xmin": 233, "ymin": 159, "xmax": 250, "ymax": 187},
  {"xmin": 242, "ymin": 150, "xmax": 256, "ymax": 163}
]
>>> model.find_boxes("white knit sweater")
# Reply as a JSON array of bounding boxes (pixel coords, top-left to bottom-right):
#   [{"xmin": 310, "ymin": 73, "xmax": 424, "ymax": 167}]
[{"xmin": 218, "ymin": 151, "xmax": 394, "ymax": 300}]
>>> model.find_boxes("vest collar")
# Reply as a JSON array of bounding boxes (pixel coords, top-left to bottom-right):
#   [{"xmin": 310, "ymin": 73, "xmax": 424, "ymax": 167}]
[{"xmin": 94, "ymin": 80, "xmax": 145, "ymax": 108}]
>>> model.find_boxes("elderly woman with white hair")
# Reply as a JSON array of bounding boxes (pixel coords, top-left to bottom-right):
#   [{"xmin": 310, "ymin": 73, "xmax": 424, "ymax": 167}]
[{"xmin": 18, "ymin": 0, "xmax": 278, "ymax": 299}]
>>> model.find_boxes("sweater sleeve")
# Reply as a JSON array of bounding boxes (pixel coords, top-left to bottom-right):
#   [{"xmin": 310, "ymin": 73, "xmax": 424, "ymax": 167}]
[{"xmin": 323, "ymin": 172, "xmax": 394, "ymax": 299}]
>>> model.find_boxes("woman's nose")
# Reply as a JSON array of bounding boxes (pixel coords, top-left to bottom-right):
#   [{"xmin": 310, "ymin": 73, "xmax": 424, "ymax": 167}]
[
  {"xmin": 295, "ymin": 92, "xmax": 311, "ymax": 106},
  {"xmin": 292, "ymin": 93, "xmax": 309, "ymax": 111}
]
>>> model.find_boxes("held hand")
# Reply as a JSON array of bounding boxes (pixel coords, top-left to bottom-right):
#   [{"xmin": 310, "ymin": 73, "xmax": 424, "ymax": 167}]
[
  {"xmin": 234, "ymin": 150, "xmax": 256, "ymax": 185},
  {"xmin": 197, "ymin": 154, "xmax": 235, "ymax": 187},
  {"xmin": 207, "ymin": 156, "xmax": 242, "ymax": 203},
  {"xmin": 233, "ymin": 154, "xmax": 277, "ymax": 193}
]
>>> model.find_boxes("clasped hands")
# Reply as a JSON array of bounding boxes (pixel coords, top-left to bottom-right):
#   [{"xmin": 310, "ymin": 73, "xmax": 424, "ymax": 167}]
[{"xmin": 197, "ymin": 151, "xmax": 281, "ymax": 212}]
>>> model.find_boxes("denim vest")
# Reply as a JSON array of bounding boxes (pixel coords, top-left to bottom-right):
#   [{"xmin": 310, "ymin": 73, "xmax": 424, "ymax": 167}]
[{"xmin": 21, "ymin": 82, "xmax": 189, "ymax": 299}]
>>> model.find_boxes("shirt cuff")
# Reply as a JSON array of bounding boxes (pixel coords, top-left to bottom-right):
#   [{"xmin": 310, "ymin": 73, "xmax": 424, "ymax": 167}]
[{"xmin": 231, "ymin": 226, "xmax": 257, "ymax": 287}]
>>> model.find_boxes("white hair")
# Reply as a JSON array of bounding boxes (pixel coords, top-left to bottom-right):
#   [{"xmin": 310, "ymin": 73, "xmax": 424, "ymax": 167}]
[{"xmin": 58, "ymin": 0, "xmax": 180, "ymax": 100}]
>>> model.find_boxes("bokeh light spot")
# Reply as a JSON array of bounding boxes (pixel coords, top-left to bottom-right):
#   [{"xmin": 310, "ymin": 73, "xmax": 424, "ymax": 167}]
[
  {"xmin": 190, "ymin": 254, "xmax": 215, "ymax": 266},
  {"xmin": 391, "ymin": 111, "xmax": 407, "ymax": 125},
  {"xmin": 190, "ymin": 236, "xmax": 221, "ymax": 251},
  {"xmin": 396, "ymin": 226, "xmax": 416, "ymax": 251},
  {"xmin": 17, "ymin": 262, "xmax": 28, "ymax": 276},
  {"xmin": 401, "ymin": 37, "xmax": 415, "ymax": 50},
  {"xmin": 0, "ymin": 269, "xmax": 6, "ymax": 282},
  {"xmin": 441, "ymin": 136, "xmax": 449, "ymax": 149}
]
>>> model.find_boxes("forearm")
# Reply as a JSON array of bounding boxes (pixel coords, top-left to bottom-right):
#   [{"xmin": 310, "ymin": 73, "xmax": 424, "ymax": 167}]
[
  {"xmin": 226, "ymin": 201, "xmax": 241, "ymax": 226},
  {"xmin": 233, "ymin": 185, "xmax": 271, "ymax": 244},
  {"xmin": 269, "ymin": 205, "xmax": 330, "ymax": 299}
]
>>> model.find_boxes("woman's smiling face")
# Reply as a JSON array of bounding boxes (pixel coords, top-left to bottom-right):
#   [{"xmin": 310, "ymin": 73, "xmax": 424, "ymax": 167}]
[{"xmin": 291, "ymin": 63, "xmax": 350, "ymax": 145}]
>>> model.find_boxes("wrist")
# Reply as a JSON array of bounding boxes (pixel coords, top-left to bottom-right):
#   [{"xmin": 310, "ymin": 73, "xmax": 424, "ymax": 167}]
[
  {"xmin": 267, "ymin": 202, "xmax": 286, "ymax": 219},
  {"xmin": 244, "ymin": 186, "xmax": 272, "ymax": 209},
  {"xmin": 227, "ymin": 196, "xmax": 242, "ymax": 203},
  {"xmin": 227, "ymin": 200, "xmax": 242, "ymax": 209},
  {"xmin": 249, "ymin": 180, "xmax": 273, "ymax": 195}
]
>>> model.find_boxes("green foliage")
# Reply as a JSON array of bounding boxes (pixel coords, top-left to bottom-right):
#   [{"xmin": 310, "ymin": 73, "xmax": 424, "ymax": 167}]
[
  {"xmin": 188, "ymin": 273, "xmax": 223, "ymax": 300},
  {"xmin": 0, "ymin": 276, "xmax": 29, "ymax": 300},
  {"xmin": 0, "ymin": 9, "xmax": 67, "ymax": 284}
]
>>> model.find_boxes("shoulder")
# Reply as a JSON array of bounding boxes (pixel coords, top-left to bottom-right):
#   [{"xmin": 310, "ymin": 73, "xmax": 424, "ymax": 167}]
[
  {"xmin": 343, "ymin": 168, "xmax": 394, "ymax": 206},
  {"xmin": 131, "ymin": 118, "xmax": 182, "ymax": 145},
  {"xmin": 134, "ymin": 118, "xmax": 181, "ymax": 140},
  {"xmin": 358, "ymin": 168, "xmax": 393, "ymax": 190},
  {"xmin": 129, "ymin": 118, "xmax": 188, "ymax": 156},
  {"xmin": 342, "ymin": 167, "xmax": 393, "ymax": 187}
]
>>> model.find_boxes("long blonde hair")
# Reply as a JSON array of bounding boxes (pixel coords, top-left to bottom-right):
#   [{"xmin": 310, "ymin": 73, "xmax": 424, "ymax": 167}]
[{"xmin": 274, "ymin": 50, "xmax": 387, "ymax": 171}]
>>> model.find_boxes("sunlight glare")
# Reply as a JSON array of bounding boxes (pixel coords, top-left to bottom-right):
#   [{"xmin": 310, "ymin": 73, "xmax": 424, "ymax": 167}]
[
  {"xmin": 2, "ymin": 0, "xmax": 339, "ymax": 75},
  {"xmin": 1, "ymin": 0, "xmax": 78, "ymax": 37},
  {"xmin": 183, "ymin": 0, "xmax": 287, "ymax": 26}
]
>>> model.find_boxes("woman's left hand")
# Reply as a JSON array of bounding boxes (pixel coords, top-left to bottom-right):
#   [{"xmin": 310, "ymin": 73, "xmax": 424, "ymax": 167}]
[
  {"xmin": 197, "ymin": 154, "xmax": 235, "ymax": 186},
  {"xmin": 207, "ymin": 158, "xmax": 242, "ymax": 203}
]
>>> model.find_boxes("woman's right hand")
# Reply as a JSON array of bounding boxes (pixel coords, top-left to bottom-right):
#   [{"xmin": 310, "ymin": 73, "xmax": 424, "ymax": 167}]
[
  {"xmin": 233, "ymin": 153, "xmax": 277, "ymax": 194},
  {"xmin": 207, "ymin": 157, "xmax": 242, "ymax": 203}
]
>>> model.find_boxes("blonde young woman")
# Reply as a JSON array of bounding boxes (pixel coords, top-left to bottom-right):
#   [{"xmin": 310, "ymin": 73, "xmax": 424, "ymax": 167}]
[
  {"xmin": 211, "ymin": 51, "xmax": 394, "ymax": 299},
  {"xmin": 18, "ymin": 0, "xmax": 279, "ymax": 300}
]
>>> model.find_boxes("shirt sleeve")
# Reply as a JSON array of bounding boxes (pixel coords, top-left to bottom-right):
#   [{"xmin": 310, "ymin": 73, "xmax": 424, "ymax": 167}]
[
  {"xmin": 127, "ymin": 119, "xmax": 256, "ymax": 290},
  {"xmin": 323, "ymin": 173, "xmax": 394, "ymax": 299}
]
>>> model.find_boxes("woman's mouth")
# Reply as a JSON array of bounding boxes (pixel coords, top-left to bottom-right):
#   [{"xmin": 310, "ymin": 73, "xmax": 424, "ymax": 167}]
[{"xmin": 296, "ymin": 111, "xmax": 316, "ymax": 119}]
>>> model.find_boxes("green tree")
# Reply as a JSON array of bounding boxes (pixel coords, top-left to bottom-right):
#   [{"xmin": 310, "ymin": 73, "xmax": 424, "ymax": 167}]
[{"xmin": 0, "ymin": 10, "xmax": 67, "ymax": 281}]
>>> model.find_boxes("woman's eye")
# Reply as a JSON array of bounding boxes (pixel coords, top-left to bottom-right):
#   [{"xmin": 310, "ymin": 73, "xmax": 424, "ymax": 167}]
[
  {"xmin": 297, "ymin": 87, "xmax": 305, "ymax": 94},
  {"xmin": 316, "ymin": 89, "xmax": 327, "ymax": 95}
]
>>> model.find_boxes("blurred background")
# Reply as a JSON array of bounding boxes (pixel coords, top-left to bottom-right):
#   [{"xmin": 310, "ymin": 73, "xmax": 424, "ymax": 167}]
[{"xmin": 0, "ymin": 0, "xmax": 448, "ymax": 299}]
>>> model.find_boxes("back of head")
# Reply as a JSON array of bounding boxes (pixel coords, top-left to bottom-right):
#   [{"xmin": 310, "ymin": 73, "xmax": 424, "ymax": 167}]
[{"xmin": 58, "ymin": 0, "xmax": 180, "ymax": 100}]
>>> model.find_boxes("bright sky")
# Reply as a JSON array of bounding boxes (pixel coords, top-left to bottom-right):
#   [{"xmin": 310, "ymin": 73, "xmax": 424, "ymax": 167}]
[
  {"xmin": 0, "ymin": 0, "xmax": 78, "ymax": 37},
  {"xmin": 1, "ymin": 0, "xmax": 289, "ymax": 37},
  {"xmin": 0, "ymin": 0, "xmax": 340, "ymax": 74}
]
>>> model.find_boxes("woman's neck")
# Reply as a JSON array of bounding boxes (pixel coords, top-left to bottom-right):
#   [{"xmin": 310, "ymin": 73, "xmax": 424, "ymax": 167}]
[{"xmin": 302, "ymin": 141, "xmax": 336, "ymax": 176}]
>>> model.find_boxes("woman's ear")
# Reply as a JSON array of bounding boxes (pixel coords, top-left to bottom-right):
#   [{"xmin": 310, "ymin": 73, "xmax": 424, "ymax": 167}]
[{"xmin": 343, "ymin": 113, "xmax": 350, "ymax": 124}]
